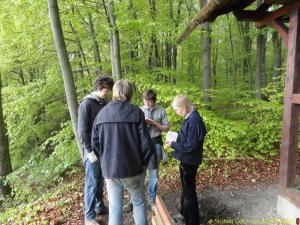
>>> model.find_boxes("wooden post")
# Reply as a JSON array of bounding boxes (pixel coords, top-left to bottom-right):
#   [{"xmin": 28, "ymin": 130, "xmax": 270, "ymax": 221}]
[{"xmin": 279, "ymin": 7, "xmax": 300, "ymax": 189}]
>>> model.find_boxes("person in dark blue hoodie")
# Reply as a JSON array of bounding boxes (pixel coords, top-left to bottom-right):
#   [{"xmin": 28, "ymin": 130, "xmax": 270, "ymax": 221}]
[
  {"xmin": 78, "ymin": 76, "xmax": 114, "ymax": 225},
  {"xmin": 166, "ymin": 95, "xmax": 207, "ymax": 225}
]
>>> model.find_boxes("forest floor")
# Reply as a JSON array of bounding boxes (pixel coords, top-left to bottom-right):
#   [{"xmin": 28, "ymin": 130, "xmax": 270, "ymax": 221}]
[{"xmin": 3, "ymin": 157, "xmax": 282, "ymax": 225}]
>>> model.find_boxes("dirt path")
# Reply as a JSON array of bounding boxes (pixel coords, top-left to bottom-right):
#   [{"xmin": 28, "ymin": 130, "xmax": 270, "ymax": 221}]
[
  {"xmin": 162, "ymin": 181, "xmax": 285, "ymax": 225},
  {"xmin": 21, "ymin": 157, "xmax": 280, "ymax": 224}
]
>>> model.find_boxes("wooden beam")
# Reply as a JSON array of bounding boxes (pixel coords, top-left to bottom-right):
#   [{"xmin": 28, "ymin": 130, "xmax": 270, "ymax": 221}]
[
  {"xmin": 176, "ymin": 0, "xmax": 226, "ymax": 44},
  {"xmin": 291, "ymin": 94, "xmax": 300, "ymax": 104},
  {"xmin": 233, "ymin": 3, "xmax": 271, "ymax": 22},
  {"xmin": 279, "ymin": 7, "xmax": 300, "ymax": 189},
  {"xmin": 256, "ymin": 1, "xmax": 300, "ymax": 28},
  {"xmin": 269, "ymin": 20, "xmax": 289, "ymax": 47},
  {"xmin": 155, "ymin": 195, "xmax": 174, "ymax": 225}
]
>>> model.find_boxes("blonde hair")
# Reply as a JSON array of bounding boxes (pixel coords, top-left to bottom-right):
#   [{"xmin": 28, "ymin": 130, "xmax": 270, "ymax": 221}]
[
  {"xmin": 112, "ymin": 80, "xmax": 133, "ymax": 101},
  {"xmin": 172, "ymin": 95, "xmax": 193, "ymax": 112}
]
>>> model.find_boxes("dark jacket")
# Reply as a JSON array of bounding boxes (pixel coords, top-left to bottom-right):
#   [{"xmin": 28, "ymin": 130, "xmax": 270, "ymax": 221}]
[
  {"xmin": 77, "ymin": 92, "xmax": 106, "ymax": 154},
  {"xmin": 92, "ymin": 100, "xmax": 153, "ymax": 179},
  {"xmin": 171, "ymin": 109, "xmax": 207, "ymax": 165}
]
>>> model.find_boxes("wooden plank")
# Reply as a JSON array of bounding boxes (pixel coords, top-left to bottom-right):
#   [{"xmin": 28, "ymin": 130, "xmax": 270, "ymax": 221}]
[
  {"xmin": 256, "ymin": 1, "xmax": 300, "ymax": 28},
  {"xmin": 291, "ymin": 94, "xmax": 300, "ymax": 104},
  {"xmin": 269, "ymin": 20, "xmax": 289, "ymax": 47},
  {"xmin": 153, "ymin": 206, "xmax": 164, "ymax": 225},
  {"xmin": 176, "ymin": 0, "xmax": 226, "ymax": 44},
  {"xmin": 155, "ymin": 195, "xmax": 174, "ymax": 225},
  {"xmin": 279, "ymin": 7, "xmax": 300, "ymax": 189}
]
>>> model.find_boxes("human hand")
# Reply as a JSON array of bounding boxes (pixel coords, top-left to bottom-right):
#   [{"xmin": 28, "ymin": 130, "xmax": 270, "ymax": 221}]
[
  {"xmin": 87, "ymin": 151, "xmax": 98, "ymax": 163},
  {"xmin": 165, "ymin": 141, "xmax": 172, "ymax": 147},
  {"xmin": 145, "ymin": 119, "xmax": 155, "ymax": 126}
]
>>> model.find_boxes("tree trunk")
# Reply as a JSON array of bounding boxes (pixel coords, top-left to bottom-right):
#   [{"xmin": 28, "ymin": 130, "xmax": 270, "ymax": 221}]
[
  {"xmin": 103, "ymin": 0, "xmax": 122, "ymax": 80},
  {"xmin": 238, "ymin": 21, "xmax": 252, "ymax": 87},
  {"xmin": 148, "ymin": 0, "xmax": 161, "ymax": 68},
  {"xmin": 47, "ymin": 0, "xmax": 81, "ymax": 157},
  {"xmin": 69, "ymin": 22, "xmax": 91, "ymax": 77},
  {"xmin": 272, "ymin": 31, "xmax": 282, "ymax": 82},
  {"xmin": 0, "ymin": 74, "xmax": 12, "ymax": 196},
  {"xmin": 87, "ymin": 13, "xmax": 102, "ymax": 76},
  {"xmin": 212, "ymin": 39, "xmax": 218, "ymax": 87},
  {"xmin": 169, "ymin": 0, "xmax": 182, "ymax": 70},
  {"xmin": 201, "ymin": 0, "xmax": 211, "ymax": 107},
  {"xmin": 128, "ymin": 0, "xmax": 144, "ymax": 63},
  {"xmin": 255, "ymin": 0, "xmax": 266, "ymax": 99},
  {"xmin": 226, "ymin": 15, "xmax": 237, "ymax": 87}
]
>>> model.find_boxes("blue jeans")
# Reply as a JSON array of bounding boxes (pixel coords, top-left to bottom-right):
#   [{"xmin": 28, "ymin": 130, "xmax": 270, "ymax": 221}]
[
  {"xmin": 83, "ymin": 150, "xmax": 105, "ymax": 220},
  {"xmin": 148, "ymin": 144, "xmax": 162, "ymax": 202},
  {"xmin": 106, "ymin": 172, "xmax": 148, "ymax": 225}
]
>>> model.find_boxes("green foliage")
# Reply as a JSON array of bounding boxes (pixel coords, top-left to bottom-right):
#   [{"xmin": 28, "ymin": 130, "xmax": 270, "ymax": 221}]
[
  {"xmin": 3, "ymin": 73, "xmax": 67, "ymax": 167},
  {"xmin": 6, "ymin": 122, "xmax": 79, "ymax": 203},
  {"xmin": 0, "ymin": 177, "xmax": 81, "ymax": 224},
  {"xmin": 128, "ymin": 71, "xmax": 283, "ymax": 159}
]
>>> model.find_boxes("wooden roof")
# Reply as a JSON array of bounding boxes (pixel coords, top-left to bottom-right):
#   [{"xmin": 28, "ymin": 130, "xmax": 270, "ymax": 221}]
[{"xmin": 177, "ymin": 0, "xmax": 300, "ymax": 44}]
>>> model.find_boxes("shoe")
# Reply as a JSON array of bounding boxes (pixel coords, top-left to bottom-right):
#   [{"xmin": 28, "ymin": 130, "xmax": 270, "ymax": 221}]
[
  {"xmin": 85, "ymin": 218, "xmax": 100, "ymax": 225},
  {"xmin": 172, "ymin": 213, "xmax": 184, "ymax": 224},
  {"xmin": 148, "ymin": 199, "xmax": 155, "ymax": 211},
  {"xmin": 123, "ymin": 202, "xmax": 133, "ymax": 212},
  {"xmin": 95, "ymin": 205, "xmax": 109, "ymax": 215}
]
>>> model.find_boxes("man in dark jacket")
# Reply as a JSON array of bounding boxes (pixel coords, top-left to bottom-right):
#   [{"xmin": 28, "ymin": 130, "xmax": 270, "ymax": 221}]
[
  {"xmin": 78, "ymin": 76, "xmax": 114, "ymax": 225},
  {"xmin": 92, "ymin": 80, "xmax": 153, "ymax": 225}
]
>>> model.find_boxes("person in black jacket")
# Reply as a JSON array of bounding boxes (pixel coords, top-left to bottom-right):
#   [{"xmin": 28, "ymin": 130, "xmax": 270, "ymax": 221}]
[
  {"xmin": 166, "ymin": 95, "xmax": 207, "ymax": 225},
  {"xmin": 78, "ymin": 76, "xmax": 114, "ymax": 225},
  {"xmin": 92, "ymin": 80, "xmax": 153, "ymax": 225}
]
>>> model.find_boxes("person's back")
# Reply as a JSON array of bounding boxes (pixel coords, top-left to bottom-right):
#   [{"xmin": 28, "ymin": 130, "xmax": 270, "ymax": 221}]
[
  {"xmin": 92, "ymin": 80, "xmax": 153, "ymax": 225},
  {"xmin": 93, "ymin": 100, "xmax": 151, "ymax": 178}
]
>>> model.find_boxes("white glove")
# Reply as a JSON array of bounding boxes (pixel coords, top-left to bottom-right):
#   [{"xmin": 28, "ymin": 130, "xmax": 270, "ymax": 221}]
[
  {"xmin": 161, "ymin": 149, "xmax": 169, "ymax": 163},
  {"xmin": 87, "ymin": 151, "xmax": 98, "ymax": 163}
]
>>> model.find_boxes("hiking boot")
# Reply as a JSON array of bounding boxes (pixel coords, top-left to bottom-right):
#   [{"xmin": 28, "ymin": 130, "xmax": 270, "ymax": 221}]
[
  {"xmin": 123, "ymin": 202, "xmax": 133, "ymax": 212},
  {"xmin": 95, "ymin": 205, "xmax": 109, "ymax": 215},
  {"xmin": 85, "ymin": 218, "xmax": 100, "ymax": 225}
]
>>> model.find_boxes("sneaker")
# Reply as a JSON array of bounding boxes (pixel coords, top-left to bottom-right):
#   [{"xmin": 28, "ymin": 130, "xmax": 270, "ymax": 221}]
[
  {"xmin": 123, "ymin": 202, "xmax": 133, "ymax": 212},
  {"xmin": 95, "ymin": 205, "xmax": 109, "ymax": 215},
  {"xmin": 148, "ymin": 199, "xmax": 155, "ymax": 211},
  {"xmin": 85, "ymin": 218, "xmax": 100, "ymax": 225}
]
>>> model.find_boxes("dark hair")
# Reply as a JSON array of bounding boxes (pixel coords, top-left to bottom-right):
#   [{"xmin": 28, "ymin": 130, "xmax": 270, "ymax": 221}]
[
  {"xmin": 142, "ymin": 89, "xmax": 156, "ymax": 102},
  {"xmin": 94, "ymin": 76, "xmax": 114, "ymax": 91}
]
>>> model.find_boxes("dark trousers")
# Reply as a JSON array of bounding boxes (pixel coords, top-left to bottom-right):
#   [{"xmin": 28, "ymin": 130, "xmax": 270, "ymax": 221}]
[{"xmin": 179, "ymin": 162, "xmax": 200, "ymax": 225}]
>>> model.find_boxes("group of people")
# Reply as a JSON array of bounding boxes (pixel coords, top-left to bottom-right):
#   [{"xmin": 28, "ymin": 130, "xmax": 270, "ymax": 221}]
[{"xmin": 77, "ymin": 75, "xmax": 207, "ymax": 225}]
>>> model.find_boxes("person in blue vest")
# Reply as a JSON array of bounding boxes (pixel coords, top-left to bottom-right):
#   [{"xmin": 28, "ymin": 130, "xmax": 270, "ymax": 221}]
[
  {"xmin": 78, "ymin": 75, "xmax": 114, "ymax": 225},
  {"xmin": 166, "ymin": 95, "xmax": 207, "ymax": 225}
]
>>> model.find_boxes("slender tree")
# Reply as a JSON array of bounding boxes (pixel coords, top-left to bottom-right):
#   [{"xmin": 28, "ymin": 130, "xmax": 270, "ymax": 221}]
[
  {"xmin": 87, "ymin": 13, "xmax": 102, "ymax": 76},
  {"xmin": 47, "ymin": 0, "xmax": 82, "ymax": 157},
  {"xmin": 255, "ymin": 0, "xmax": 266, "ymax": 99},
  {"xmin": 103, "ymin": 0, "xmax": 122, "ymax": 80},
  {"xmin": 200, "ymin": 0, "xmax": 211, "ymax": 107},
  {"xmin": 0, "ymin": 74, "xmax": 12, "ymax": 196},
  {"xmin": 272, "ymin": 31, "xmax": 282, "ymax": 82},
  {"xmin": 148, "ymin": 0, "xmax": 161, "ymax": 68}
]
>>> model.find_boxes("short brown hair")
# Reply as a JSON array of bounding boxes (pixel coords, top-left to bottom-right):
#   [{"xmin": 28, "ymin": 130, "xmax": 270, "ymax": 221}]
[{"xmin": 142, "ymin": 89, "xmax": 157, "ymax": 102}]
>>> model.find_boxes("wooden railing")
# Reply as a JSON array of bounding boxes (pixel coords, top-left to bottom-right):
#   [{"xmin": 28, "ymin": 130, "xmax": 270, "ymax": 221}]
[{"xmin": 151, "ymin": 195, "xmax": 175, "ymax": 225}]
